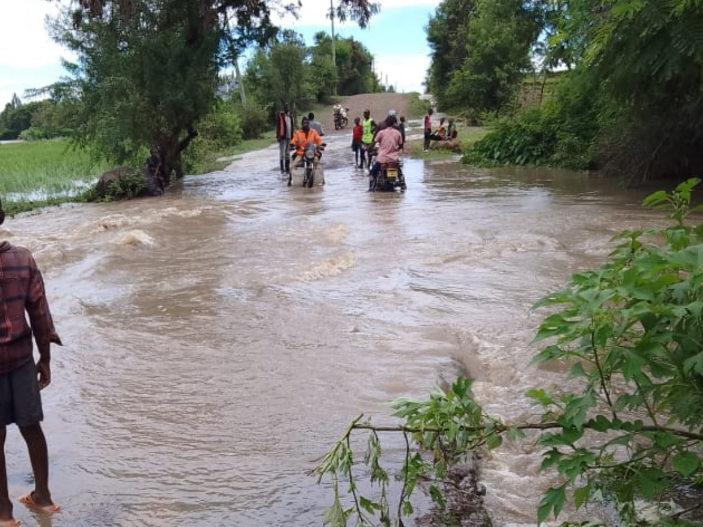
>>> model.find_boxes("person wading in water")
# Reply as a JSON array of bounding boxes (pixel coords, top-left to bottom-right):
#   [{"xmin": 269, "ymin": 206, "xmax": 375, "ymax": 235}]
[{"xmin": 0, "ymin": 197, "xmax": 63, "ymax": 526}]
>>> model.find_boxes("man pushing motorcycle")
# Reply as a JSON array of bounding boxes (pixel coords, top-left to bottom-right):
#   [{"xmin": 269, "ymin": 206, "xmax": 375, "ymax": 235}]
[{"xmin": 288, "ymin": 117, "xmax": 324, "ymax": 187}]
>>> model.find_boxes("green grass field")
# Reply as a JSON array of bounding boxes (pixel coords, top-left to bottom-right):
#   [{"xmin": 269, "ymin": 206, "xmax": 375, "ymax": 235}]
[
  {"xmin": 0, "ymin": 140, "xmax": 109, "ymax": 215},
  {"xmin": 0, "ymin": 140, "xmax": 108, "ymax": 198},
  {"xmin": 0, "ymin": 135, "xmax": 278, "ymax": 215}
]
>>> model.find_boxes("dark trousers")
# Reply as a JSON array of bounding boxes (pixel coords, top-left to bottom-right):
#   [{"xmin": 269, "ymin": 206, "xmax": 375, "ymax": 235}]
[{"xmin": 424, "ymin": 130, "xmax": 431, "ymax": 150}]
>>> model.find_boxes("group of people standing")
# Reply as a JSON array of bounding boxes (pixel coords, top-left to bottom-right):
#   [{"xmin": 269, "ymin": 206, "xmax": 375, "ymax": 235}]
[{"xmin": 350, "ymin": 110, "xmax": 407, "ymax": 171}]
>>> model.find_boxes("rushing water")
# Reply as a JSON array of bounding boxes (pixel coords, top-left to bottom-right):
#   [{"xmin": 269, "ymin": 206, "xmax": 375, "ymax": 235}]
[{"xmin": 1, "ymin": 134, "xmax": 667, "ymax": 527}]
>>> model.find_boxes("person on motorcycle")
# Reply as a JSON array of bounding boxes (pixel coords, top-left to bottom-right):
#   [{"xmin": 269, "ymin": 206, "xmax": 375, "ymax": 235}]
[
  {"xmin": 289, "ymin": 117, "xmax": 324, "ymax": 186},
  {"xmin": 308, "ymin": 112, "xmax": 325, "ymax": 137},
  {"xmin": 368, "ymin": 114, "xmax": 404, "ymax": 191}
]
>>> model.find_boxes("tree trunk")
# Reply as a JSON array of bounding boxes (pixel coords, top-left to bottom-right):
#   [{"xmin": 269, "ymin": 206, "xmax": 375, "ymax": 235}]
[{"xmin": 157, "ymin": 127, "xmax": 198, "ymax": 188}]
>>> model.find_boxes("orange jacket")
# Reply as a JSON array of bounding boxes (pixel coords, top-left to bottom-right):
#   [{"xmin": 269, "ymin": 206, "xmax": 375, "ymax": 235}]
[{"xmin": 291, "ymin": 128, "xmax": 322, "ymax": 156}]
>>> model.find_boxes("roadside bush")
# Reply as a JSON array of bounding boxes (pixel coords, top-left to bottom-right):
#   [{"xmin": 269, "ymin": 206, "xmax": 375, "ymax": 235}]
[
  {"xmin": 464, "ymin": 74, "xmax": 599, "ymax": 170},
  {"xmin": 199, "ymin": 102, "xmax": 243, "ymax": 150},
  {"xmin": 97, "ymin": 168, "xmax": 146, "ymax": 201},
  {"xmin": 237, "ymin": 102, "xmax": 268, "ymax": 140},
  {"xmin": 406, "ymin": 92, "xmax": 432, "ymax": 119}
]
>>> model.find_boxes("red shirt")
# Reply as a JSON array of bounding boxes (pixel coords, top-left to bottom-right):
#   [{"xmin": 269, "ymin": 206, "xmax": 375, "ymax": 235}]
[
  {"xmin": 0, "ymin": 242, "xmax": 62, "ymax": 374},
  {"xmin": 352, "ymin": 125, "xmax": 363, "ymax": 142}
]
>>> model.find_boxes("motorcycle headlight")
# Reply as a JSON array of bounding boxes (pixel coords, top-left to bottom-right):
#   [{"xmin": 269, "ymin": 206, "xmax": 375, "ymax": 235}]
[{"xmin": 305, "ymin": 150, "xmax": 315, "ymax": 159}]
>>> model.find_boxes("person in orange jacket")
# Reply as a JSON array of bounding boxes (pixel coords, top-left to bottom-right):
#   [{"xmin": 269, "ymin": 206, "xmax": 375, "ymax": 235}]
[{"xmin": 288, "ymin": 117, "xmax": 324, "ymax": 186}]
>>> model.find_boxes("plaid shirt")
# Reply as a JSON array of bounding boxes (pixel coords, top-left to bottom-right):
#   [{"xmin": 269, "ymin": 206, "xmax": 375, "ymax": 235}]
[{"xmin": 0, "ymin": 242, "xmax": 62, "ymax": 374}]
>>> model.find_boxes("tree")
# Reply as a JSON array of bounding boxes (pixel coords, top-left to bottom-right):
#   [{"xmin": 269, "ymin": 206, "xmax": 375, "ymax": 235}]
[
  {"xmin": 427, "ymin": 0, "xmax": 543, "ymax": 113},
  {"xmin": 0, "ymin": 97, "xmax": 52, "ymax": 140},
  {"xmin": 465, "ymin": 0, "xmax": 703, "ymax": 182},
  {"xmin": 426, "ymin": 0, "xmax": 477, "ymax": 109},
  {"xmin": 244, "ymin": 30, "xmax": 310, "ymax": 117},
  {"xmin": 308, "ymin": 32, "xmax": 380, "ymax": 98},
  {"xmin": 50, "ymin": 0, "xmax": 379, "ymax": 186}
]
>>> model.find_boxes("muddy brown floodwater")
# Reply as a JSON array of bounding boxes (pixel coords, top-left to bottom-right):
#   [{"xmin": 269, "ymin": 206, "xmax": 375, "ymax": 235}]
[{"xmin": 1, "ymin": 133, "xmax": 667, "ymax": 527}]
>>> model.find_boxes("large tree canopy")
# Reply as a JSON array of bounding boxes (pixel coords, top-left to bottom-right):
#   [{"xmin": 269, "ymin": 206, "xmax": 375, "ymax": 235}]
[
  {"xmin": 426, "ymin": 0, "xmax": 543, "ymax": 112},
  {"xmin": 50, "ymin": 0, "xmax": 379, "ymax": 184}
]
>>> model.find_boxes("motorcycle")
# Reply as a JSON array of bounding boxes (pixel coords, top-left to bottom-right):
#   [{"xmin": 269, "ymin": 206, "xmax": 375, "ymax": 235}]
[
  {"xmin": 333, "ymin": 107, "xmax": 350, "ymax": 130},
  {"xmin": 289, "ymin": 142, "xmax": 326, "ymax": 188},
  {"xmin": 371, "ymin": 159, "xmax": 407, "ymax": 192}
]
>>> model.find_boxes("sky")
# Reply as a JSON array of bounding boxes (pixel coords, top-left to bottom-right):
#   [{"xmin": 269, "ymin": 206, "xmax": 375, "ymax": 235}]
[{"xmin": 0, "ymin": 0, "xmax": 441, "ymax": 109}]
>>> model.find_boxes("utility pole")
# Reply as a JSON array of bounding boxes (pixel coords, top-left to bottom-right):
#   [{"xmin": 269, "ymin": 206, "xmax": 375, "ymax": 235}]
[
  {"xmin": 225, "ymin": 12, "xmax": 247, "ymax": 104},
  {"xmin": 330, "ymin": 0, "xmax": 337, "ymax": 96}
]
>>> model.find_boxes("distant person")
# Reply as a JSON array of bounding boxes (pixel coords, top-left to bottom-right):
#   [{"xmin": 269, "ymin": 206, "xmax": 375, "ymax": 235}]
[
  {"xmin": 307, "ymin": 112, "xmax": 325, "ymax": 137},
  {"xmin": 0, "ymin": 196, "xmax": 63, "ymax": 526},
  {"xmin": 399, "ymin": 116, "xmax": 407, "ymax": 151},
  {"xmin": 276, "ymin": 104, "xmax": 293, "ymax": 175},
  {"xmin": 430, "ymin": 117, "xmax": 447, "ymax": 142},
  {"xmin": 361, "ymin": 109, "xmax": 376, "ymax": 169},
  {"xmin": 446, "ymin": 118, "xmax": 457, "ymax": 140},
  {"xmin": 423, "ymin": 108, "xmax": 433, "ymax": 152},
  {"xmin": 351, "ymin": 117, "xmax": 363, "ymax": 168}
]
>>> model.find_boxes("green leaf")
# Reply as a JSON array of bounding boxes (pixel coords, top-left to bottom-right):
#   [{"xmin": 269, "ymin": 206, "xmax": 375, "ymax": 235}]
[
  {"xmin": 673, "ymin": 451, "xmax": 701, "ymax": 477},
  {"xmin": 359, "ymin": 496, "xmax": 382, "ymax": 515},
  {"xmin": 323, "ymin": 495, "xmax": 347, "ymax": 527},
  {"xmin": 429, "ymin": 484, "xmax": 446, "ymax": 509},
  {"xmin": 636, "ymin": 468, "xmax": 668, "ymax": 499},
  {"xmin": 573, "ymin": 484, "xmax": 591, "ymax": 509},
  {"xmin": 642, "ymin": 190, "xmax": 668, "ymax": 208},
  {"xmin": 486, "ymin": 433, "xmax": 503, "ymax": 450},
  {"xmin": 508, "ymin": 427, "xmax": 526, "ymax": 440},
  {"xmin": 537, "ymin": 485, "xmax": 567, "ymax": 524},
  {"xmin": 653, "ymin": 432, "xmax": 678, "ymax": 449},
  {"xmin": 568, "ymin": 361, "xmax": 588, "ymax": 379},
  {"xmin": 526, "ymin": 388, "xmax": 555, "ymax": 406}
]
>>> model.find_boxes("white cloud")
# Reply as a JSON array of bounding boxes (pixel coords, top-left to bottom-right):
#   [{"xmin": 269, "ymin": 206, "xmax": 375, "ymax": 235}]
[
  {"xmin": 0, "ymin": 0, "xmax": 72, "ymax": 70},
  {"xmin": 373, "ymin": 53, "xmax": 430, "ymax": 94},
  {"xmin": 272, "ymin": 0, "xmax": 442, "ymax": 28}
]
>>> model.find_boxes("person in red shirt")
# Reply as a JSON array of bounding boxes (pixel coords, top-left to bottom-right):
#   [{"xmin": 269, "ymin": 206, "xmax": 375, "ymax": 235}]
[
  {"xmin": 351, "ymin": 117, "xmax": 363, "ymax": 168},
  {"xmin": 0, "ymin": 197, "xmax": 62, "ymax": 525}
]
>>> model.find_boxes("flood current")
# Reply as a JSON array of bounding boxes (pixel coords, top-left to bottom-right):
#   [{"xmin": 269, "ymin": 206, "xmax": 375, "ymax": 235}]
[{"xmin": 1, "ymin": 133, "xmax": 665, "ymax": 526}]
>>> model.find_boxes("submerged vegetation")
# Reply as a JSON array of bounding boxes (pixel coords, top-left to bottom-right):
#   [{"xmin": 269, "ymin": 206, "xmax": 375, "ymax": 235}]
[{"xmin": 315, "ymin": 179, "xmax": 703, "ymax": 526}]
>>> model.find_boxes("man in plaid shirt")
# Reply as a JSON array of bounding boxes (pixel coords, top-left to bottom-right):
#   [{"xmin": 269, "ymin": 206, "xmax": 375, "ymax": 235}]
[{"xmin": 0, "ymin": 197, "xmax": 62, "ymax": 525}]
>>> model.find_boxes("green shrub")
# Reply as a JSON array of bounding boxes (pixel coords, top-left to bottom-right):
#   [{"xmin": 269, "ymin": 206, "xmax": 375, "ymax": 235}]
[
  {"xmin": 198, "ymin": 102, "xmax": 243, "ymax": 150},
  {"xmin": 464, "ymin": 74, "xmax": 599, "ymax": 170},
  {"xmin": 101, "ymin": 168, "xmax": 146, "ymax": 201},
  {"xmin": 237, "ymin": 102, "xmax": 268, "ymax": 140}
]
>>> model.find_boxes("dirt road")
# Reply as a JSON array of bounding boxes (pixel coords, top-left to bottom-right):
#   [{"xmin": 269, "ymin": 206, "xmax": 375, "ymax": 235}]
[{"xmin": 315, "ymin": 92, "xmax": 414, "ymax": 134}]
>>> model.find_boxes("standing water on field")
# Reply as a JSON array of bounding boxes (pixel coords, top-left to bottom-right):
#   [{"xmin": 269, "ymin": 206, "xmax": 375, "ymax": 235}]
[{"xmin": 1, "ymin": 135, "xmax": 664, "ymax": 526}]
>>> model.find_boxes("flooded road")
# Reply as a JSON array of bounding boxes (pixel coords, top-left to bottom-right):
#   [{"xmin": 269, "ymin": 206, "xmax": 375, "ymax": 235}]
[{"xmin": 1, "ymin": 135, "xmax": 665, "ymax": 526}]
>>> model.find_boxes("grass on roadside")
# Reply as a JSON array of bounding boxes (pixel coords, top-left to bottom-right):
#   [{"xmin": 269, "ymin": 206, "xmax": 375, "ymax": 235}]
[
  {"xmin": 187, "ymin": 133, "xmax": 277, "ymax": 174},
  {"xmin": 405, "ymin": 126, "xmax": 487, "ymax": 159},
  {"xmin": 405, "ymin": 92, "xmax": 432, "ymax": 120}
]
